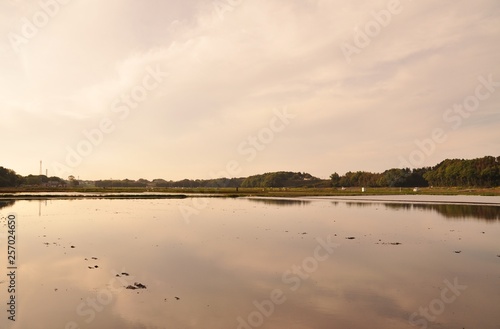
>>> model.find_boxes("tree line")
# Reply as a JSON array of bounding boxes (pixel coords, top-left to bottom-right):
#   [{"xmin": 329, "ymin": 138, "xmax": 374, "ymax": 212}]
[
  {"xmin": 241, "ymin": 171, "xmax": 322, "ymax": 188},
  {"xmin": 330, "ymin": 168, "xmax": 429, "ymax": 188},
  {"xmin": 1, "ymin": 155, "xmax": 498, "ymax": 189},
  {"xmin": 94, "ymin": 177, "xmax": 243, "ymax": 188},
  {"xmin": 0, "ymin": 167, "xmax": 65, "ymax": 187},
  {"xmin": 423, "ymin": 156, "xmax": 500, "ymax": 187},
  {"xmin": 330, "ymin": 156, "xmax": 499, "ymax": 188}
]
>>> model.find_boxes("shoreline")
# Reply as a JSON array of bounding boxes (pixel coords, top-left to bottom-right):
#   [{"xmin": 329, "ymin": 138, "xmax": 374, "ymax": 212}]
[
  {"xmin": 1, "ymin": 186, "xmax": 500, "ymax": 196},
  {"xmin": 0, "ymin": 189, "xmax": 499, "ymax": 206}
]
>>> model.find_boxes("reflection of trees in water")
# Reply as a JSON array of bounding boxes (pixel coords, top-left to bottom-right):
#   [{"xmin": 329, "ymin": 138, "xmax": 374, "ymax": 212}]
[
  {"xmin": 0, "ymin": 200, "xmax": 16, "ymax": 210},
  {"xmin": 344, "ymin": 202, "xmax": 373, "ymax": 208},
  {"xmin": 247, "ymin": 198, "xmax": 311, "ymax": 206},
  {"xmin": 384, "ymin": 203, "xmax": 500, "ymax": 221}
]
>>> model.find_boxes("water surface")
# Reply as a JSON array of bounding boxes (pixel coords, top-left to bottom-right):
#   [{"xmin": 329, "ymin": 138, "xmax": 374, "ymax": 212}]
[{"xmin": 0, "ymin": 196, "xmax": 499, "ymax": 328}]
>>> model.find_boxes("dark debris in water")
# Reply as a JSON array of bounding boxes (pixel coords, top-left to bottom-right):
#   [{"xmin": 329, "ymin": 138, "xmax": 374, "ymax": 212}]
[
  {"xmin": 126, "ymin": 282, "xmax": 147, "ymax": 290},
  {"xmin": 346, "ymin": 237, "xmax": 355, "ymax": 240},
  {"xmin": 454, "ymin": 251, "xmax": 462, "ymax": 254},
  {"xmin": 134, "ymin": 282, "xmax": 147, "ymax": 289}
]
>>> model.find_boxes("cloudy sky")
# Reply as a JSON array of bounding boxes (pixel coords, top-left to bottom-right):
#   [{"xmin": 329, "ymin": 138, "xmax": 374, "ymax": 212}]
[{"xmin": 1, "ymin": 0, "xmax": 499, "ymax": 180}]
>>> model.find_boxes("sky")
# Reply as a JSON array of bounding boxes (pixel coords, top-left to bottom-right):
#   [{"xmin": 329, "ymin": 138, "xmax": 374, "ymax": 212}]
[{"xmin": 0, "ymin": 0, "xmax": 499, "ymax": 181}]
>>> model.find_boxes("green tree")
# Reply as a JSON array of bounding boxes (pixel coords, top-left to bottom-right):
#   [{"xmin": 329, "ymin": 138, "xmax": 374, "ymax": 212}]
[
  {"xmin": 330, "ymin": 172, "xmax": 340, "ymax": 187},
  {"xmin": 0, "ymin": 167, "xmax": 22, "ymax": 187}
]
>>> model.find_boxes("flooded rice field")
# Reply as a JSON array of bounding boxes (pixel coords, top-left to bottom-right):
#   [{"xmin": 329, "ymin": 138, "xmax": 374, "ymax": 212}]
[{"xmin": 0, "ymin": 196, "xmax": 499, "ymax": 328}]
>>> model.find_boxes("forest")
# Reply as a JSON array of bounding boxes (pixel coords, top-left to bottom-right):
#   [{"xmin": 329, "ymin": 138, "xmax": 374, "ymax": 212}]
[
  {"xmin": 330, "ymin": 156, "xmax": 500, "ymax": 188},
  {"xmin": 1, "ymin": 156, "xmax": 499, "ymax": 189}
]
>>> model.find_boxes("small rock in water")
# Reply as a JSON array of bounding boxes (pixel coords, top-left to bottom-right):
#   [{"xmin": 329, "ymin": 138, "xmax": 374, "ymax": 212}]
[
  {"xmin": 175, "ymin": 297, "xmax": 180, "ymax": 300},
  {"xmin": 134, "ymin": 282, "xmax": 147, "ymax": 289},
  {"xmin": 121, "ymin": 272, "xmax": 130, "ymax": 276},
  {"xmin": 454, "ymin": 251, "xmax": 462, "ymax": 254},
  {"xmin": 126, "ymin": 285, "xmax": 137, "ymax": 290},
  {"xmin": 70, "ymin": 246, "xmax": 75, "ymax": 249},
  {"xmin": 346, "ymin": 237, "xmax": 355, "ymax": 240}
]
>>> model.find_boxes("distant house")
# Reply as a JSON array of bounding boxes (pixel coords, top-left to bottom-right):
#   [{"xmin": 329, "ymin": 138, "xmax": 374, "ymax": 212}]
[
  {"xmin": 78, "ymin": 180, "xmax": 96, "ymax": 187},
  {"xmin": 46, "ymin": 181, "xmax": 66, "ymax": 188}
]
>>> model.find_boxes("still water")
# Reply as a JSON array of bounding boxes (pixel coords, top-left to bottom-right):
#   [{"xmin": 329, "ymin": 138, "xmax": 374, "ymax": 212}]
[{"xmin": 0, "ymin": 196, "xmax": 499, "ymax": 329}]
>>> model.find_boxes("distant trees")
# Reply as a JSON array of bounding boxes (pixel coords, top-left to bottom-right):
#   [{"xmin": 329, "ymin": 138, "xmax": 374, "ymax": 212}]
[
  {"xmin": 241, "ymin": 172, "xmax": 321, "ymax": 188},
  {"xmin": 46, "ymin": 176, "xmax": 65, "ymax": 186},
  {"xmin": 0, "ymin": 167, "xmax": 66, "ymax": 187},
  {"xmin": 330, "ymin": 169, "xmax": 426, "ymax": 188},
  {"xmin": 329, "ymin": 168, "xmax": 430, "ymax": 188},
  {"xmin": 1, "ymin": 171, "xmax": 66, "ymax": 187},
  {"xmin": 423, "ymin": 156, "xmax": 500, "ymax": 187},
  {"xmin": 67, "ymin": 175, "xmax": 79, "ymax": 187},
  {"xmin": 330, "ymin": 173, "xmax": 340, "ymax": 187},
  {"xmin": 94, "ymin": 177, "xmax": 244, "ymax": 188},
  {"xmin": 2, "ymin": 155, "xmax": 499, "ymax": 190},
  {"xmin": 23, "ymin": 174, "xmax": 46, "ymax": 185},
  {"xmin": 0, "ymin": 167, "xmax": 22, "ymax": 187},
  {"xmin": 152, "ymin": 177, "xmax": 243, "ymax": 188},
  {"xmin": 335, "ymin": 171, "xmax": 383, "ymax": 187},
  {"xmin": 382, "ymin": 168, "xmax": 429, "ymax": 187},
  {"xmin": 95, "ymin": 179, "xmax": 148, "ymax": 188},
  {"xmin": 329, "ymin": 156, "xmax": 499, "ymax": 188}
]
